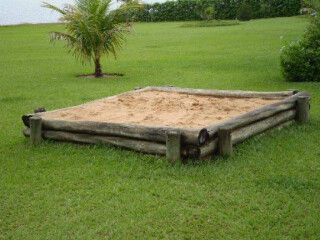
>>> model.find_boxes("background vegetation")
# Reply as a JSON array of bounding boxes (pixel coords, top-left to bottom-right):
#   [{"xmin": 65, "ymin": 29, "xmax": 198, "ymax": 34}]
[
  {"xmin": 132, "ymin": 0, "xmax": 302, "ymax": 22},
  {"xmin": 280, "ymin": 0, "xmax": 320, "ymax": 82},
  {"xmin": 280, "ymin": 15, "xmax": 320, "ymax": 82},
  {"xmin": 0, "ymin": 17, "xmax": 319, "ymax": 239}
]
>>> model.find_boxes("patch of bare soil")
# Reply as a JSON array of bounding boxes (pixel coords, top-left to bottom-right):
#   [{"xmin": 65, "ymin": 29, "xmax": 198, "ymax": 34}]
[{"xmin": 77, "ymin": 73, "xmax": 123, "ymax": 79}]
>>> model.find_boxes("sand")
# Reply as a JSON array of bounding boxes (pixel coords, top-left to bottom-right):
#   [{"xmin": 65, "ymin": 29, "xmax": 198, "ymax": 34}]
[{"xmin": 42, "ymin": 91, "xmax": 281, "ymax": 129}]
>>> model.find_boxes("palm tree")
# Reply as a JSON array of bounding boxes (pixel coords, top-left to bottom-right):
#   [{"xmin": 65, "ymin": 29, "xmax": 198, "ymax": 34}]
[
  {"xmin": 117, "ymin": 0, "xmax": 141, "ymax": 25},
  {"xmin": 43, "ymin": 0, "xmax": 134, "ymax": 78}
]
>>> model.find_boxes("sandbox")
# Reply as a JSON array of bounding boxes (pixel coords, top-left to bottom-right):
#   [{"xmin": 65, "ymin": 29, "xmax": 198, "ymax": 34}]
[{"xmin": 22, "ymin": 86, "xmax": 311, "ymax": 160}]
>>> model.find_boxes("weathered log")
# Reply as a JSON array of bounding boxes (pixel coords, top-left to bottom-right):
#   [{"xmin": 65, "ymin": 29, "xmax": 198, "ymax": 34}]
[
  {"xmin": 287, "ymin": 89, "xmax": 298, "ymax": 94},
  {"xmin": 182, "ymin": 138, "xmax": 218, "ymax": 159},
  {"xmin": 166, "ymin": 130, "xmax": 181, "ymax": 162},
  {"xmin": 22, "ymin": 110, "xmax": 295, "ymax": 158},
  {"xmin": 21, "ymin": 87, "xmax": 152, "ymax": 127},
  {"xmin": 34, "ymin": 87, "xmax": 152, "ymax": 117},
  {"xmin": 34, "ymin": 107, "xmax": 46, "ymax": 113},
  {"xmin": 182, "ymin": 146, "xmax": 200, "ymax": 159},
  {"xmin": 36, "ymin": 118, "xmax": 207, "ymax": 146},
  {"xmin": 149, "ymin": 86, "xmax": 295, "ymax": 99},
  {"xmin": 218, "ymin": 127, "xmax": 233, "ymax": 157},
  {"xmin": 206, "ymin": 91, "xmax": 310, "ymax": 139},
  {"xmin": 275, "ymin": 120, "xmax": 294, "ymax": 130},
  {"xmin": 199, "ymin": 138, "xmax": 218, "ymax": 158},
  {"xmin": 22, "ymin": 114, "xmax": 34, "ymax": 127},
  {"xmin": 23, "ymin": 128, "xmax": 167, "ymax": 155},
  {"xmin": 296, "ymin": 96, "xmax": 310, "ymax": 124},
  {"xmin": 30, "ymin": 116, "xmax": 42, "ymax": 145},
  {"xmin": 232, "ymin": 109, "xmax": 296, "ymax": 144}
]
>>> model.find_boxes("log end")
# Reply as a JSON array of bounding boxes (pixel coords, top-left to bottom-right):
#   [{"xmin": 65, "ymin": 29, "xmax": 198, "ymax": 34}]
[
  {"xmin": 23, "ymin": 127, "xmax": 31, "ymax": 137},
  {"xmin": 34, "ymin": 107, "xmax": 46, "ymax": 113},
  {"xmin": 287, "ymin": 89, "xmax": 299, "ymax": 95},
  {"xmin": 22, "ymin": 114, "xmax": 33, "ymax": 127},
  {"xmin": 198, "ymin": 128, "xmax": 209, "ymax": 145},
  {"xmin": 185, "ymin": 146, "xmax": 200, "ymax": 159}
]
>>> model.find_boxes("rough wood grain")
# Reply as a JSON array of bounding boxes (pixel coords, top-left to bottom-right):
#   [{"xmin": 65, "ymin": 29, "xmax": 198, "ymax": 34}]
[
  {"xmin": 232, "ymin": 109, "xmax": 296, "ymax": 144},
  {"xmin": 183, "ymin": 138, "xmax": 218, "ymax": 159},
  {"xmin": 296, "ymin": 96, "xmax": 310, "ymax": 124},
  {"xmin": 218, "ymin": 127, "xmax": 233, "ymax": 157},
  {"xmin": 287, "ymin": 89, "xmax": 298, "ymax": 94},
  {"xmin": 30, "ymin": 116, "xmax": 42, "ymax": 145},
  {"xmin": 206, "ymin": 91, "xmax": 310, "ymax": 139},
  {"xmin": 149, "ymin": 86, "xmax": 295, "ymax": 99},
  {"xmin": 275, "ymin": 120, "xmax": 294, "ymax": 130},
  {"xmin": 199, "ymin": 138, "xmax": 218, "ymax": 158},
  {"xmin": 166, "ymin": 131, "xmax": 181, "ymax": 162},
  {"xmin": 23, "ymin": 128, "xmax": 167, "ymax": 155},
  {"xmin": 38, "ymin": 118, "xmax": 207, "ymax": 146}
]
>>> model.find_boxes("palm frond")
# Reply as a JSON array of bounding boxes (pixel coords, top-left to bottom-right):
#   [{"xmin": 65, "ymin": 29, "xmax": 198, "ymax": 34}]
[
  {"xmin": 42, "ymin": 2, "xmax": 67, "ymax": 15},
  {"xmin": 42, "ymin": 0, "xmax": 134, "ymax": 67}
]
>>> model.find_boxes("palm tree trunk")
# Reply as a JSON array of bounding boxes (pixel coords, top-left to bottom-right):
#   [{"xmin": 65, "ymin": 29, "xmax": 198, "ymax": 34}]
[
  {"xmin": 94, "ymin": 58, "xmax": 103, "ymax": 78},
  {"xmin": 126, "ymin": 13, "xmax": 129, "ymax": 25}
]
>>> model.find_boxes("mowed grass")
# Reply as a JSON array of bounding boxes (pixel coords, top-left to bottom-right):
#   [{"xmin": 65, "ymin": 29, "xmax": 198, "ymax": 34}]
[{"xmin": 0, "ymin": 17, "xmax": 320, "ymax": 239}]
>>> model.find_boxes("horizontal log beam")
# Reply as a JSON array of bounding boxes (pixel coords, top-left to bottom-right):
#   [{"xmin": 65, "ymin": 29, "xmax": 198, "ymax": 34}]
[
  {"xmin": 206, "ymin": 91, "xmax": 310, "ymax": 139},
  {"xmin": 182, "ymin": 138, "xmax": 218, "ymax": 159},
  {"xmin": 23, "ymin": 127, "xmax": 206, "ymax": 158},
  {"xmin": 34, "ymin": 87, "xmax": 152, "ymax": 117},
  {"xmin": 232, "ymin": 109, "xmax": 296, "ymax": 145},
  {"xmin": 23, "ymin": 128, "xmax": 167, "ymax": 155},
  {"xmin": 199, "ymin": 138, "xmax": 218, "ymax": 158},
  {"xmin": 38, "ymin": 118, "xmax": 207, "ymax": 146},
  {"xmin": 149, "ymin": 86, "xmax": 296, "ymax": 99},
  {"xmin": 275, "ymin": 120, "xmax": 294, "ymax": 130}
]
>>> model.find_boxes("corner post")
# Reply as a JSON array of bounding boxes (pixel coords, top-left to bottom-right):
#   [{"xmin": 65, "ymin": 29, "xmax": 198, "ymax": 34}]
[
  {"xmin": 218, "ymin": 127, "xmax": 233, "ymax": 157},
  {"xmin": 30, "ymin": 116, "xmax": 42, "ymax": 145},
  {"xmin": 296, "ymin": 96, "xmax": 310, "ymax": 124},
  {"xmin": 166, "ymin": 130, "xmax": 181, "ymax": 162}
]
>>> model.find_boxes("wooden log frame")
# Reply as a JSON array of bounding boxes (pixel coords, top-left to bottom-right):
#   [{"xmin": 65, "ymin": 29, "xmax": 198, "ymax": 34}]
[
  {"xmin": 23, "ymin": 127, "xmax": 200, "ymax": 158},
  {"xmin": 22, "ymin": 118, "xmax": 208, "ymax": 146},
  {"xmin": 21, "ymin": 86, "xmax": 311, "ymax": 160},
  {"xmin": 23, "ymin": 127, "xmax": 167, "ymax": 155},
  {"xmin": 205, "ymin": 90, "xmax": 311, "ymax": 139},
  {"xmin": 148, "ymin": 86, "xmax": 296, "ymax": 99}
]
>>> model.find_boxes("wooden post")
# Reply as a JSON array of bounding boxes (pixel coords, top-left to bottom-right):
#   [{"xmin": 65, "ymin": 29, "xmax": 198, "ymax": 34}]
[
  {"xmin": 218, "ymin": 127, "xmax": 232, "ymax": 157},
  {"xmin": 30, "ymin": 116, "xmax": 42, "ymax": 145},
  {"xmin": 166, "ymin": 130, "xmax": 181, "ymax": 162},
  {"xmin": 296, "ymin": 96, "xmax": 310, "ymax": 124}
]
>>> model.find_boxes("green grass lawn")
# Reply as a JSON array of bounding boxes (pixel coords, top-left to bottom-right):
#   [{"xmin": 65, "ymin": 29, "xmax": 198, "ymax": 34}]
[{"xmin": 1, "ymin": 17, "xmax": 320, "ymax": 239}]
